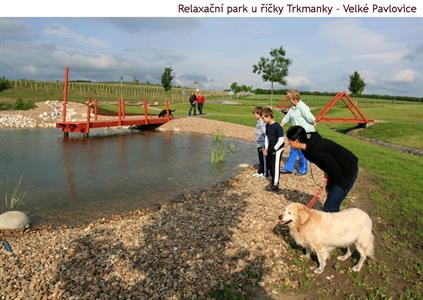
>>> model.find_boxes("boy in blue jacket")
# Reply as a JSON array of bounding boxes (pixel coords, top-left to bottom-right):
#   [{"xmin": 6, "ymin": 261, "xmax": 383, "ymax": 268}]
[{"xmin": 252, "ymin": 106, "xmax": 267, "ymax": 178}]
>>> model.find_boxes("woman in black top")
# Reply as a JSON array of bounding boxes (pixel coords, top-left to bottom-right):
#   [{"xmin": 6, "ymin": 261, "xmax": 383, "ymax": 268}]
[{"xmin": 286, "ymin": 126, "xmax": 359, "ymax": 212}]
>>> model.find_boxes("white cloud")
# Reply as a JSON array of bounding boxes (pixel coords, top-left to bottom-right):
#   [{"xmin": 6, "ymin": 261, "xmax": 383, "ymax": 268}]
[
  {"xmin": 358, "ymin": 69, "xmax": 423, "ymax": 96},
  {"xmin": 391, "ymin": 69, "xmax": 420, "ymax": 83},
  {"xmin": 287, "ymin": 75, "xmax": 312, "ymax": 88},
  {"xmin": 356, "ymin": 52, "xmax": 404, "ymax": 64},
  {"xmin": 51, "ymin": 50, "xmax": 119, "ymax": 70},
  {"xmin": 359, "ymin": 70, "xmax": 378, "ymax": 86},
  {"xmin": 319, "ymin": 19, "xmax": 386, "ymax": 51},
  {"xmin": 318, "ymin": 19, "xmax": 406, "ymax": 64},
  {"xmin": 44, "ymin": 24, "xmax": 109, "ymax": 49}
]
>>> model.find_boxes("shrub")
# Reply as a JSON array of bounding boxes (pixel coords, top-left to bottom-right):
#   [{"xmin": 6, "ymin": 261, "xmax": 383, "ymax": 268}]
[
  {"xmin": 13, "ymin": 98, "xmax": 36, "ymax": 110},
  {"xmin": 210, "ymin": 131, "xmax": 236, "ymax": 164},
  {"xmin": 0, "ymin": 76, "xmax": 11, "ymax": 92}
]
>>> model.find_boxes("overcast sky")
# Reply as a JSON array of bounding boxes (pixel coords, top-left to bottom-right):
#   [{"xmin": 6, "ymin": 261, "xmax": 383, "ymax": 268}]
[{"xmin": 0, "ymin": 18, "xmax": 422, "ymax": 96}]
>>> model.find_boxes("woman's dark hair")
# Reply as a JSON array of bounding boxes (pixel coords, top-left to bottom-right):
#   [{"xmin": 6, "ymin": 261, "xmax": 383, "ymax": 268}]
[{"xmin": 286, "ymin": 126, "xmax": 308, "ymax": 143}]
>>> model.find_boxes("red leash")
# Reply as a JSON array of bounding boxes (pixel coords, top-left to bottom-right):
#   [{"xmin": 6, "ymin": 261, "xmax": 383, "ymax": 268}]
[{"xmin": 306, "ymin": 187, "xmax": 324, "ymax": 208}]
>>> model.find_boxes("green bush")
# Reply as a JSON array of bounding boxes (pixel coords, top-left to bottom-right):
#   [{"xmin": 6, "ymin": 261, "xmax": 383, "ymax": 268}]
[
  {"xmin": 13, "ymin": 98, "xmax": 36, "ymax": 110},
  {"xmin": 0, "ymin": 76, "xmax": 11, "ymax": 92}
]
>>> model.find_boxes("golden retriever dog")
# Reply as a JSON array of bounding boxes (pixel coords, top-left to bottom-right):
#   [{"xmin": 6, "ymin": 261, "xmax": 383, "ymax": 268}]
[{"xmin": 280, "ymin": 203, "xmax": 374, "ymax": 274}]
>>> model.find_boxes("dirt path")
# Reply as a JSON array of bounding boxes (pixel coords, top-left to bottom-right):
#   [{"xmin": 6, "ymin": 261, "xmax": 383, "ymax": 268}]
[{"xmin": 159, "ymin": 117, "xmax": 256, "ymax": 143}]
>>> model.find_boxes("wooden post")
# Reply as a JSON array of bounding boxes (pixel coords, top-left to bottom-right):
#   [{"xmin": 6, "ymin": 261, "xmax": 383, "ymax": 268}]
[
  {"xmin": 62, "ymin": 66, "xmax": 69, "ymax": 122},
  {"xmin": 165, "ymin": 99, "xmax": 170, "ymax": 122},
  {"xmin": 144, "ymin": 98, "xmax": 148, "ymax": 124},
  {"xmin": 94, "ymin": 98, "xmax": 98, "ymax": 121},
  {"xmin": 85, "ymin": 98, "xmax": 91, "ymax": 135},
  {"xmin": 121, "ymin": 98, "xmax": 125, "ymax": 119},
  {"xmin": 118, "ymin": 98, "xmax": 122, "ymax": 126}
]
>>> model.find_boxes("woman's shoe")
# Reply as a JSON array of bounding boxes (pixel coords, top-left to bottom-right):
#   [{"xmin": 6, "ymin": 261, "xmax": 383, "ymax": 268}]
[{"xmin": 280, "ymin": 170, "xmax": 292, "ymax": 174}]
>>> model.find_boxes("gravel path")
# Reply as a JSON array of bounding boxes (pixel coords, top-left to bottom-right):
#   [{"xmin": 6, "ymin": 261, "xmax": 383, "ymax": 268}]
[
  {"xmin": 158, "ymin": 117, "xmax": 256, "ymax": 143},
  {"xmin": 1, "ymin": 117, "xmax": 360, "ymax": 299}
]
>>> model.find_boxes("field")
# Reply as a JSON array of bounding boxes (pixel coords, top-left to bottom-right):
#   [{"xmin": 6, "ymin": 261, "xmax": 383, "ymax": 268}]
[
  {"xmin": 1, "ymin": 83, "xmax": 423, "ymax": 298},
  {"xmin": 0, "ymin": 79, "xmax": 226, "ymax": 104}
]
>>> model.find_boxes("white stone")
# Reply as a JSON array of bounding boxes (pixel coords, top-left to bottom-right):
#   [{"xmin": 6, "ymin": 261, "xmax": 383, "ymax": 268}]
[
  {"xmin": 0, "ymin": 211, "xmax": 30, "ymax": 229},
  {"xmin": 238, "ymin": 163, "xmax": 250, "ymax": 168}
]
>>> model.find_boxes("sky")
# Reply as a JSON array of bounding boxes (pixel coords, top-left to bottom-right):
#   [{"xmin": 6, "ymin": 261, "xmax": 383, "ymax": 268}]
[{"xmin": 0, "ymin": 18, "xmax": 422, "ymax": 96}]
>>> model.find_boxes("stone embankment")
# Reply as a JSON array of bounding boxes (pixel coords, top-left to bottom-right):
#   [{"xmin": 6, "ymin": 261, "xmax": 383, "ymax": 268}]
[{"xmin": 0, "ymin": 101, "xmax": 82, "ymax": 128}]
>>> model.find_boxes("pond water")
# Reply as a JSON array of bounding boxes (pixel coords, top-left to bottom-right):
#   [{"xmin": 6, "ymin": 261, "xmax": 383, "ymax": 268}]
[{"xmin": 0, "ymin": 129, "xmax": 255, "ymax": 226}]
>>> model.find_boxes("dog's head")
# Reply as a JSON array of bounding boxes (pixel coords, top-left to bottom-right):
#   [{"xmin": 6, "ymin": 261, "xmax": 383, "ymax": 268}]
[{"xmin": 279, "ymin": 203, "xmax": 310, "ymax": 226}]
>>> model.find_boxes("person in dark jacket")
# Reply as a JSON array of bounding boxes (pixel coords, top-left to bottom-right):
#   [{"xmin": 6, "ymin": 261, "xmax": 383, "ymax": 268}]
[
  {"xmin": 262, "ymin": 108, "xmax": 284, "ymax": 191},
  {"xmin": 286, "ymin": 125, "xmax": 358, "ymax": 212},
  {"xmin": 188, "ymin": 92, "xmax": 197, "ymax": 116}
]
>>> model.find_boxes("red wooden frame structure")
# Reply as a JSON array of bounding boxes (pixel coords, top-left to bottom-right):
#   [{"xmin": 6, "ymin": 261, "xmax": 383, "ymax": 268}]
[
  {"xmin": 315, "ymin": 91, "xmax": 373, "ymax": 124},
  {"xmin": 276, "ymin": 96, "xmax": 290, "ymax": 109},
  {"xmin": 56, "ymin": 66, "xmax": 173, "ymax": 136}
]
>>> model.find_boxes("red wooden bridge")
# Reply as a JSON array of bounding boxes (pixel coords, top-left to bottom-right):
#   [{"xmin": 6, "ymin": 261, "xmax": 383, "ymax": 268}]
[{"xmin": 56, "ymin": 67, "xmax": 173, "ymax": 136}]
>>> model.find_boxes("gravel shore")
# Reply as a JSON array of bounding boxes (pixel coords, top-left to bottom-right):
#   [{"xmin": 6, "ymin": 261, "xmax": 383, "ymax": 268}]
[{"xmin": 1, "ymin": 116, "xmax": 348, "ymax": 299}]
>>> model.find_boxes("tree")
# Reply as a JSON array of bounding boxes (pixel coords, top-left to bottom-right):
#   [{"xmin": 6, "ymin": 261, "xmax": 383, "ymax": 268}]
[
  {"xmin": 230, "ymin": 82, "xmax": 240, "ymax": 94},
  {"xmin": 253, "ymin": 46, "xmax": 291, "ymax": 106},
  {"xmin": 161, "ymin": 67, "xmax": 174, "ymax": 91},
  {"xmin": 0, "ymin": 76, "xmax": 11, "ymax": 92},
  {"xmin": 348, "ymin": 71, "xmax": 366, "ymax": 96}
]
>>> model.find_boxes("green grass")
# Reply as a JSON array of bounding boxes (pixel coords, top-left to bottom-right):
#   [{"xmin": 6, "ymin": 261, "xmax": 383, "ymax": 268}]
[
  {"xmin": 223, "ymin": 94, "xmax": 423, "ymax": 151},
  {"xmin": 99, "ymin": 92, "xmax": 423, "ymax": 151},
  {"xmin": 359, "ymin": 122, "xmax": 423, "ymax": 150},
  {"xmin": 0, "ymin": 98, "xmax": 36, "ymax": 111},
  {"xmin": 4, "ymin": 83, "xmax": 422, "ymax": 150}
]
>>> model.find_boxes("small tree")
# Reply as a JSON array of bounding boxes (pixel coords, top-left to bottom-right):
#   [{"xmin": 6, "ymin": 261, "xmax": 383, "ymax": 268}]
[
  {"xmin": 253, "ymin": 46, "xmax": 291, "ymax": 106},
  {"xmin": 161, "ymin": 67, "xmax": 174, "ymax": 91},
  {"xmin": 240, "ymin": 85, "xmax": 253, "ymax": 92},
  {"xmin": 348, "ymin": 71, "xmax": 366, "ymax": 96},
  {"xmin": 0, "ymin": 76, "xmax": 11, "ymax": 92},
  {"xmin": 230, "ymin": 82, "xmax": 241, "ymax": 96}
]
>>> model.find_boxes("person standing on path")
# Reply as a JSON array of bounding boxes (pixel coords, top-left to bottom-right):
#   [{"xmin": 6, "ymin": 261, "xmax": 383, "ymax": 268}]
[
  {"xmin": 188, "ymin": 92, "xmax": 197, "ymax": 116},
  {"xmin": 262, "ymin": 108, "xmax": 284, "ymax": 192},
  {"xmin": 286, "ymin": 125, "xmax": 359, "ymax": 212},
  {"xmin": 280, "ymin": 90, "xmax": 316, "ymax": 176},
  {"xmin": 196, "ymin": 92, "xmax": 206, "ymax": 115},
  {"xmin": 252, "ymin": 106, "xmax": 268, "ymax": 178}
]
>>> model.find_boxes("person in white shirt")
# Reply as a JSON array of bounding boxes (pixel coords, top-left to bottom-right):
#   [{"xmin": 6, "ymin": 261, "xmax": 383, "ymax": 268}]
[{"xmin": 280, "ymin": 90, "xmax": 316, "ymax": 176}]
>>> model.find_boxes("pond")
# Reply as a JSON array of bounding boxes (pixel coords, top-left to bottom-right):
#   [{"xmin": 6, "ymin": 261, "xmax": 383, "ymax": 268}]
[{"xmin": 0, "ymin": 129, "xmax": 256, "ymax": 226}]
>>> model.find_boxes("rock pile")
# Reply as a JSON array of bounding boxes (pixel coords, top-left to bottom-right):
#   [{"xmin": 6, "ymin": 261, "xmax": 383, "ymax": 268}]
[
  {"xmin": 39, "ymin": 101, "xmax": 78, "ymax": 123},
  {"xmin": 0, "ymin": 115, "xmax": 37, "ymax": 128}
]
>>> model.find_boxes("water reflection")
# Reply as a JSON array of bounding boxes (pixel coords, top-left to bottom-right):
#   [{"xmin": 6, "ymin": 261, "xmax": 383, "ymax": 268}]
[{"xmin": 0, "ymin": 129, "xmax": 255, "ymax": 225}]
